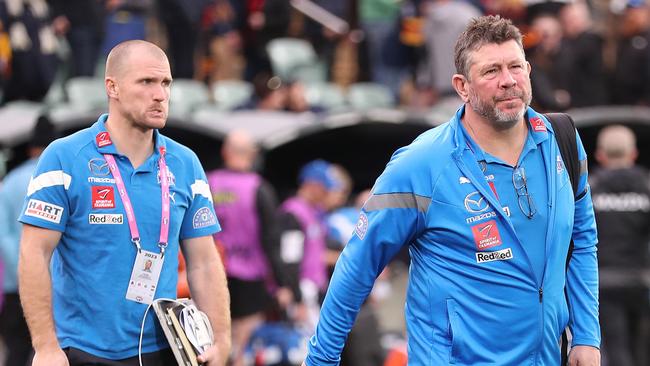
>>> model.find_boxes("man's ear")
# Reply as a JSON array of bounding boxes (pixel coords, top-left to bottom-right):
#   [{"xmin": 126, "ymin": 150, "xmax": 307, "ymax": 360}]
[
  {"xmin": 452, "ymin": 74, "xmax": 470, "ymax": 103},
  {"xmin": 106, "ymin": 77, "xmax": 118, "ymax": 99}
]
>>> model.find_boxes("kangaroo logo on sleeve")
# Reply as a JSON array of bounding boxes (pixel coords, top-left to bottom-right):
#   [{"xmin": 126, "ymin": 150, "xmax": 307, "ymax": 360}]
[{"xmin": 355, "ymin": 212, "xmax": 369, "ymax": 240}]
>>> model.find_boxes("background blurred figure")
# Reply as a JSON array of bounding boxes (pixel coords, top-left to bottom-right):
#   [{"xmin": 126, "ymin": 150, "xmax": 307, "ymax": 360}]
[
  {"xmin": 590, "ymin": 125, "xmax": 650, "ymax": 366},
  {"xmin": 237, "ymin": 0, "xmax": 291, "ymax": 81},
  {"xmin": 558, "ymin": 0, "xmax": 609, "ymax": 107},
  {"xmin": 416, "ymin": 0, "xmax": 481, "ymax": 104},
  {"xmin": 240, "ymin": 72, "xmax": 287, "ymax": 110},
  {"xmin": 157, "ymin": 0, "xmax": 209, "ymax": 79},
  {"xmin": 278, "ymin": 160, "xmax": 339, "ymax": 332},
  {"xmin": 527, "ymin": 13, "xmax": 572, "ymax": 111},
  {"xmin": 359, "ymin": 0, "xmax": 407, "ymax": 100},
  {"xmin": 207, "ymin": 130, "xmax": 289, "ymax": 366},
  {"xmin": 0, "ymin": 116, "xmax": 56, "ymax": 366},
  {"xmin": 0, "ymin": 0, "xmax": 59, "ymax": 103},
  {"xmin": 611, "ymin": 0, "xmax": 650, "ymax": 105},
  {"xmin": 49, "ymin": 0, "xmax": 105, "ymax": 77}
]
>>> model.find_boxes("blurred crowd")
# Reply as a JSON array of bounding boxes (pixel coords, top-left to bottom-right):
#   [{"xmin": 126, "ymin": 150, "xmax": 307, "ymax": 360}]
[
  {"xmin": 1, "ymin": 0, "xmax": 650, "ymax": 111},
  {"xmin": 1, "ymin": 1, "xmax": 650, "ymax": 366}
]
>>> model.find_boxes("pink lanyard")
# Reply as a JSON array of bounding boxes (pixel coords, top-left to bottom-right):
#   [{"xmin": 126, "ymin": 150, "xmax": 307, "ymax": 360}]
[{"xmin": 104, "ymin": 147, "xmax": 170, "ymax": 257}]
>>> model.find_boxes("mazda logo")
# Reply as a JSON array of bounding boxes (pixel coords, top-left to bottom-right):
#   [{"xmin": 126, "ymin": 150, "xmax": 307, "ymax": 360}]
[
  {"xmin": 464, "ymin": 191, "xmax": 489, "ymax": 213},
  {"xmin": 88, "ymin": 158, "xmax": 110, "ymax": 176}
]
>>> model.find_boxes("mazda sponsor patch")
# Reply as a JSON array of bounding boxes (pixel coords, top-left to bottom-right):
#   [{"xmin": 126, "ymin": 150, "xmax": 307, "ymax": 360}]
[
  {"xmin": 476, "ymin": 248, "xmax": 513, "ymax": 263},
  {"xmin": 471, "ymin": 220, "xmax": 502, "ymax": 250},
  {"xmin": 24, "ymin": 199, "xmax": 64, "ymax": 224},
  {"xmin": 192, "ymin": 207, "xmax": 217, "ymax": 229}
]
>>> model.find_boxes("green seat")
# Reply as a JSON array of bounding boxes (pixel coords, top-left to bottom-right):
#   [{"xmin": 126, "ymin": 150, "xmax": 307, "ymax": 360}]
[
  {"xmin": 266, "ymin": 38, "xmax": 319, "ymax": 81},
  {"xmin": 169, "ymin": 79, "xmax": 211, "ymax": 119},
  {"xmin": 65, "ymin": 76, "xmax": 107, "ymax": 110},
  {"xmin": 212, "ymin": 80, "xmax": 253, "ymax": 110},
  {"xmin": 347, "ymin": 82, "xmax": 395, "ymax": 110},
  {"xmin": 304, "ymin": 82, "xmax": 346, "ymax": 111}
]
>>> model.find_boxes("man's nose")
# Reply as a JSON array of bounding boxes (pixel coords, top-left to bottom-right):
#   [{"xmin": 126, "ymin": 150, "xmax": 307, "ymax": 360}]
[{"xmin": 499, "ymin": 69, "xmax": 517, "ymax": 88}]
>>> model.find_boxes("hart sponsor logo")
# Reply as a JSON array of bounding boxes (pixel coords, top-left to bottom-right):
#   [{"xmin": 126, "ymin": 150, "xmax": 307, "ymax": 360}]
[
  {"xmin": 530, "ymin": 117, "xmax": 546, "ymax": 132},
  {"xmin": 96, "ymin": 132, "xmax": 112, "ymax": 147},
  {"xmin": 88, "ymin": 213, "xmax": 123, "ymax": 224},
  {"xmin": 24, "ymin": 199, "xmax": 64, "ymax": 224},
  {"xmin": 91, "ymin": 186, "xmax": 115, "ymax": 209},
  {"xmin": 465, "ymin": 210, "xmax": 497, "ymax": 224},
  {"xmin": 471, "ymin": 220, "xmax": 502, "ymax": 250},
  {"xmin": 476, "ymin": 248, "xmax": 513, "ymax": 263}
]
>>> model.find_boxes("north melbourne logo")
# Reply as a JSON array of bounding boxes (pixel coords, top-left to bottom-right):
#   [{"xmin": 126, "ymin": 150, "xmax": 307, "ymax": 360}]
[{"xmin": 476, "ymin": 248, "xmax": 513, "ymax": 263}]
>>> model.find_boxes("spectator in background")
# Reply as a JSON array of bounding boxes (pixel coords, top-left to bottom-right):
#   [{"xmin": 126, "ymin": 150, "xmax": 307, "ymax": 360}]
[
  {"xmin": 558, "ymin": 1, "xmax": 609, "ymax": 107},
  {"xmin": 527, "ymin": 13, "xmax": 573, "ymax": 111},
  {"xmin": 239, "ymin": 71, "xmax": 287, "ymax": 110},
  {"xmin": 611, "ymin": 0, "xmax": 650, "ymax": 105},
  {"xmin": 590, "ymin": 125, "xmax": 650, "ymax": 366},
  {"xmin": 100, "ymin": 0, "xmax": 152, "ymax": 58},
  {"xmin": 0, "ymin": 116, "xmax": 57, "ymax": 366},
  {"xmin": 279, "ymin": 160, "xmax": 340, "ymax": 332},
  {"xmin": 158, "ymin": 0, "xmax": 209, "ymax": 79},
  {"xmin": 49, "ymin": 0, "xmax": 105, "ymax": 77},
  {"xmin": 0, "ymin": 0, "xmax": 59, "ymax": 103},
  {"xmin": 237, "ymin": 0, "xmax": 291, "ymax": 81},
  {"xmin": 197, "ymin": 0, "xmax": 244, "ymax": 83},
  {"xmin": 207, "ymin": 130, "xmax": 291, "ymax": 366},
  {"xmin": 416, "ymin": 0, "xmax": 481, "ymax": 104},
  {"xmin": 359, "ymin": 0, "xmax": 408, "ymax": 100}
]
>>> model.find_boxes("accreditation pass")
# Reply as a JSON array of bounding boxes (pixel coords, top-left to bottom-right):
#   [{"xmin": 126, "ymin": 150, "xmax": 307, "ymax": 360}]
[{"xmin": 126, "ymin": 249, "xmax": 163, "ymax": 304}]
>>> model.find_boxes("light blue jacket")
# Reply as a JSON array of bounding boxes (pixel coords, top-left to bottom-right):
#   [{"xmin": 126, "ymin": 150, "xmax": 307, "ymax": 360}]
[
  {"xmin": 306, "ymin": 106, "xmax": 599, "ymax": 365},
  {"xmin": 0, "ymin": 158, "xmax": 38, "ymax": 293}
]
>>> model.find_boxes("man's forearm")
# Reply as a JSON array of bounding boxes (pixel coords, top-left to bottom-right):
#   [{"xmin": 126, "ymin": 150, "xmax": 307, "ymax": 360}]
[
  {"xmin": 187, "ymin": 256, "xmax": 231, "ymax": 359},
  {"xmin": 18, "ymin": 243, "xmax": 59, "ymax": 351}
]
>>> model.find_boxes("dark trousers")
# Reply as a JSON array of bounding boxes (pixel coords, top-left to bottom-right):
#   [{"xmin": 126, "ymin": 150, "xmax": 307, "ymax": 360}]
[
  {"xmin": 600, "ymin": 288, "xmax": 650, "ymax": 366},
  {"xmin": 0, "ymin": 293, "xmax": 33, "ymax": 366},
  {"xmin": 64, "ymin": 347, "xmax": 177, "ymax": 366}
]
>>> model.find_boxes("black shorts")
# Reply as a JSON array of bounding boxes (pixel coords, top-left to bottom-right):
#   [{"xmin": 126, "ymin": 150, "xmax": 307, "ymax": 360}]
[
  {"xmin": 64, "ymin": 347, "xmax": 176, "ymax": 366},
  {"xmin": 227, "ymin": 277, "xmax": 270, "ymax": 319}
]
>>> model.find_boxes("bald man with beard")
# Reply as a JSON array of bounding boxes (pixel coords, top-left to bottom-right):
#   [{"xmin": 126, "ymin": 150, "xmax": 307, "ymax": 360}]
[{"xmin": 17, "ymin": 40, "xmax": 230, "ymax": 366}]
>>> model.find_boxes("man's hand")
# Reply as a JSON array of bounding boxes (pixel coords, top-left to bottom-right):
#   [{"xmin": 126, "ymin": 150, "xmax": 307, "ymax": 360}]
[
  {"xmin": 196, "ymin": 344, "xmax": 227, "ymax": 366},
  {"xmin": 32, "ymin": 348, "xmax": 69, "ymax": 366},
  {"xmin": 568, "ymin": 345, "xmax": 600, "ymax": 366}
]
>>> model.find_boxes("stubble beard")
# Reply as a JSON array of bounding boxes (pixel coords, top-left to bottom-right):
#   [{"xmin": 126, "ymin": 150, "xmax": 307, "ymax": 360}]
[{"xmin": 468, "ymin": 87, "xmax": 532, "ymax": 131}]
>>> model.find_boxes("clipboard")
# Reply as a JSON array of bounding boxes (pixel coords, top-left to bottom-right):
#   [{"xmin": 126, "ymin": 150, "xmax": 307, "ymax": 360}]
[{"xmin": 152, "ymin": 299, "xmax": 202, "ymax": 366}]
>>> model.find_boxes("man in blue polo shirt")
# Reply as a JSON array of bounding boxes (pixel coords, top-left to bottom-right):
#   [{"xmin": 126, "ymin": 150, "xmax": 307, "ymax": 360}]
[
  {"xmin": 18, "ymin": 40, "xmax": 230, "ymax": 366},
  {"xmin": 304, "ymin": 16, "xmax": 600, "ymax": 366}
]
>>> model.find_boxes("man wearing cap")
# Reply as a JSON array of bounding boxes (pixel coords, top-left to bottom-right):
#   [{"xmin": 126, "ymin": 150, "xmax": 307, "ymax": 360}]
[
  {"xmin": 278, "ymin": 159, "xmax": 340, "ymax": 329},
  {"xmin": 0, "ymin": 115, "xmax": 56, "ymax": 366},
  {"xmin": 590, "ymin": 125, "xmax": 650, "ymax": 366}
]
